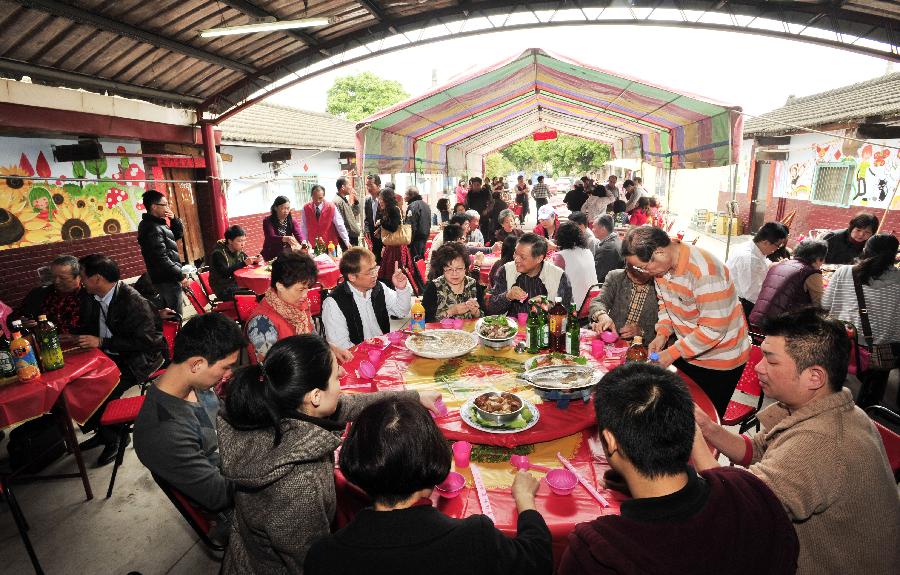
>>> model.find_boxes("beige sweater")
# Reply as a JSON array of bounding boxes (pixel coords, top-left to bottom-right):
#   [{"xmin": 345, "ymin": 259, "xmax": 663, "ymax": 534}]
[{"xmin": 747, "ymin": 389, "xmax": 899, "ymax": 575}]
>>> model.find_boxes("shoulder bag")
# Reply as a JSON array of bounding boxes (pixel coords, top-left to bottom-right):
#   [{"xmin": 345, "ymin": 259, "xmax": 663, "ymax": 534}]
[{"xmin": 851, "ymin": 272, "xmax": 899, "ymax": 371}]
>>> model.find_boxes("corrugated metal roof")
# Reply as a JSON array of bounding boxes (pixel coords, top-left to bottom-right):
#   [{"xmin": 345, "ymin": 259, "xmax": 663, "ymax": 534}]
[
  {"xmin": 744, "ymin": 72, "xmax": 900, "ymax": 137},
  {"xmin": 219, "ymin": 103, "xmax": 355, "ymax": 151}
]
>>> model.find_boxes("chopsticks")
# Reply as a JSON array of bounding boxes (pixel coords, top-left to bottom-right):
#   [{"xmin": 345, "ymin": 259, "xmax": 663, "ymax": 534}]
[
  {"xmin": 469, "ymin": 464, "xmax": 496, "ymax": 522},
  {"xmin": 557, "ymin": 452, "xmax": 610, "ymax": 507}
]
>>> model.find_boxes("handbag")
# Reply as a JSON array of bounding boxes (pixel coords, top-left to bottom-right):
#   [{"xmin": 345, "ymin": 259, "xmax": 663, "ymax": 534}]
[
  {"xmin": 381, "ymin": 218, "xmax": 412, "ymax": 246},
  {"xmin": 851, "ymin": 272, "xmax": 899, "ymax": 371}
]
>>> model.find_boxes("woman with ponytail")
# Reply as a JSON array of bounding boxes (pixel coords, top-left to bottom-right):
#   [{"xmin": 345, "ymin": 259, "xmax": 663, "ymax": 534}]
[
  {"xmin": 823, "ymin": 233, "xmax": 900, "ymax": 407},
  {"xmin": 217, "ymin": 334, "xmax": 440, "ymax": 575}
]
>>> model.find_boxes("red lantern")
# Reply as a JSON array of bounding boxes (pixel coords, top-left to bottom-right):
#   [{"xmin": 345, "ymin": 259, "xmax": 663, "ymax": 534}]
[{"xmin": 532, "ymin": 130, "xmax": 558, "ymax": 141}]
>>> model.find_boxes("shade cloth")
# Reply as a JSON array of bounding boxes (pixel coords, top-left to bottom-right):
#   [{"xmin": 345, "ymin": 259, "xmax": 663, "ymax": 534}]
[{"xmin": 234, "ymin": 254, "xmax": 341, "ymax": 293}]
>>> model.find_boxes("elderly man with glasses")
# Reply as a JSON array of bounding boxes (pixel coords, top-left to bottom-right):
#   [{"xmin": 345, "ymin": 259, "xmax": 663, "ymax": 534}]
[
  {"xmin": 725, "ymin": 222, "xmax": 789, "ymax": 320},
  {"xmin": 322, "ymin": 247, "xmax": 411, "ymax": 350},
  {"xmin": 137, "ymin": 190, "xmax": 189, "ymax": 316}
]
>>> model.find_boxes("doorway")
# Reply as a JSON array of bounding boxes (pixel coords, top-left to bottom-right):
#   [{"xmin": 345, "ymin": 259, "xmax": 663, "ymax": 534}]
[
  {"xmin": 749, "ymin": 160, "xmax": 771, "ymax": 232},
  {"xmin": 163, "ymin": 167, "xmax": 205, "ymax": 266}
]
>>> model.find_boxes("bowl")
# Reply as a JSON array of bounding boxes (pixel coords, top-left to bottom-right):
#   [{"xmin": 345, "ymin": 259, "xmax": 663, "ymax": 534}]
[
  {"xmin": 435, "ymin": 471, "xmax": 466, "ymax": 498},
  {"xmin": 387, "ymin": 331, "xmax": 405, "ymax": 344},
  {"xmin": 546, "ymin": 469, "xmax": 578, "ymax": 496},
  {"xmin": 475, "ymin": 316, "xmax": 519, "ymax": 350},
  {"xmin": 600, "ymin": 330, "xmax": 618, "ymax": 344},
  {"xmin": 440, "ymin": 318, "xmax": 456, "ymax": 328},
  {"xmin": 472, "ymin": 391, "xmax": 524, "ymax": 425}
]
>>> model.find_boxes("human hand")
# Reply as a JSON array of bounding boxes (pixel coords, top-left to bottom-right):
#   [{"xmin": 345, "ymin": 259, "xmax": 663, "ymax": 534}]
[
  {"xmin": 618, "ymin": 323, "xmax": 641, "ymax": 340},
  {"xmin": 474, "ymin": 252, "xmax": 485, "ymax": 266},
  {"xmin": 391, "ymin": 263, "xmax": 408, "ymax": 290},
  {"xmin": 77, "ymin": 335, "xmax": 101, "ymax": 349},
  {"xmin": 511, "ymin": 471, "xmax": 540, "ymax": 511},
  {"xmin": 417, "ymin": 390, "xmax": 443, "ymax": 414},
  {"xmin": 330, "ymin": 344, "xmax": 354, "ymax": 364},
  {"xmin": 180, "ymin": 277, "xmax": 192, "ymax": 288},
  {"xmin": 164, "ymin": 208, "xmax": 175, "ymax": 219},
  {"xmin": 158, "ymin": 307, "xmax": 176, "ymax": 320},
  {"xmin": 465, "ymin": 298, "xmax": 480, "ymax": 314},
  {"xmin": 507, "ymin": 286, "xmax": 528, "ymax": 302},
  {"xmin": 693, "ymin": 404, "xmax": 716, "ymax": 437},
  {"xmin": 648, "ymin": 334, "xmax": 668, "ymax": 354},
  {"xmin": 655, "ymin": 350, "xmax": 675, "ymax": 368},
  {"xmin": 591, "ymin": 313, "xmax": 616, "ymax": 334}
]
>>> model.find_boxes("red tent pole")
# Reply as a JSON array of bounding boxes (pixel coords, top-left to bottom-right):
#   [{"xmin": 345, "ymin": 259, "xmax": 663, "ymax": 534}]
[{"xmin": 200, "ymin": 120, "xmax": 228, "ymax": 241}]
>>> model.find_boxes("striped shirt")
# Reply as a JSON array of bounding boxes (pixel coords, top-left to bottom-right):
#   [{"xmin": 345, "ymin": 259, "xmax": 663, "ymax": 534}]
[
  {"xmin": 655, "ymin": 242, "xmax": 750, "ymax": 370},
  {"xmin": 822, "ymin": 265, "xmax": 900, "ymax": 346}
]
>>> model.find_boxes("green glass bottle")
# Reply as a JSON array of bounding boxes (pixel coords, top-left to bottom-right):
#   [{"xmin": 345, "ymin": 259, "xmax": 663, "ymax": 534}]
[
  {"xmin": 540, "ymin": 303, "xmax": 550, "ymax": 350},
  {"xmin": 526, "ymin": 304, "xmax": 541, "ymax": 354},
  {"xmin": 565, "ymin": 303, "xmax": 580, "ymax": 356}
]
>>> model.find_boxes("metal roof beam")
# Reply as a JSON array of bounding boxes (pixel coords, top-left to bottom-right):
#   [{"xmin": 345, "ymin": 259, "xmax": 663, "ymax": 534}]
[
  {"xmin": 216, "ymin": 0, "xmax": 320, "ymax": 47},
  {"xmin": 21, "ymin": 0, "xmax": 257, "ymax": 73}
]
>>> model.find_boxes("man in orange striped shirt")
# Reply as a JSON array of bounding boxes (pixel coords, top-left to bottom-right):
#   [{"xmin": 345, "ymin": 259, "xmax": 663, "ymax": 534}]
[{"xmin": 621, "ymin": 227, "xmax": 750, "ymax": 416}]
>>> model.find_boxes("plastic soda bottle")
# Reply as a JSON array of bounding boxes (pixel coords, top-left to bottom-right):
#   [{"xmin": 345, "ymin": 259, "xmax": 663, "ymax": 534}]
[
  {"xmin": 410, "ymin": 298, "xmax": 426, "ymax": 332},
  {"xmin": 526, "ymin": 305, "xmax": 541, "ymax": 354},
  {"xmin": 35, "ymin": 315, "xmax": 65, "ymax": 371},
  {"xmin": 625, "ymin": 336, "xmax": 649, "ymax": 363},
  {"xmin": 0, "ymin": 333, "xmax": 17, "ymax": 378},
  {"xmin": 648, "ymin": 352, "xmax": 660, "ymax": 365},
  {"xmin": 565, "ymin": 304, "xmax": 580, "ymax": 356},
  {"xmin": 327, "ymin": 241, "xmax": 336, "ymax": 258},
  {"xmin": 10, "ymin": 330, "xmax": 41, "ymax": 381}
]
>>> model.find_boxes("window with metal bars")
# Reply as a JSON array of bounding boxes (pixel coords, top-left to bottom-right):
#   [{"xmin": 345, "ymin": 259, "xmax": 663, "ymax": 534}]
[
  {"xmin": 293, "ymin": 175, "xmax": 318, "ymax": 206},
  {"xmin": 811, "ymin": 162, "xmax": 854, "ymax": 206}
]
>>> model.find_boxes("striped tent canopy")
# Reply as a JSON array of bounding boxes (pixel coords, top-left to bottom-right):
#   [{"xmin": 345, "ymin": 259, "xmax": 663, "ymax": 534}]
[{"xmin": 356, "ymin": 48, "xmax": 742, "ymax": 176}]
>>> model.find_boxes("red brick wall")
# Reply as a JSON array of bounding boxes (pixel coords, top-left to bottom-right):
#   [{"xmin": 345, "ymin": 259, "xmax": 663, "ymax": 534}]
[
  {"xmin": 229, "ymin": 212, "xmax": 267, "ymax": 257},
  {"xmin": 0, "ymin": 232, "xmax": 146, "ymax": 309},
  {"xmin": 763, "ymin": 200, "xmax": 900, "ymax": 246}
]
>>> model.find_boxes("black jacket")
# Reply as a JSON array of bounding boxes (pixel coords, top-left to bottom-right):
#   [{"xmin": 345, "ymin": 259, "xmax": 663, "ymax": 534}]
[
  {"xmin": 137, "ymin": 213, "xmax": 184, "ymax": 284},
  {"xmin": 822, "ymin": 228, "xmax": 865, "ymax": 265},
  {"xmin": 93, "ymin": 282, "xmax": 165, "ymax": 383},
  {"xmin": 8, "ymin": 285, "xmax": 98, "ymax": 335},
  {"xmin": 406, "ymin": 198, "xmax": 431, "ymax": 241},
  {"xmin": 465, "ymin": 186, "xmax": 491, "ymax": 214},
  {"xmin": 364, "ymin": 195, "xmax": 382, "ymax": 236}
]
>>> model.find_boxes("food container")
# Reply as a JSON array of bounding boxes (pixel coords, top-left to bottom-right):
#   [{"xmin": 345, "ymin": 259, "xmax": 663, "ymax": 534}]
[
  {"xmin": 472, "ymin": 391, "xmax": 524, "ymax": 425},
  {"xmin": 474, "ymin": 316, "xmax": 518, "ymax": 350},
  {"xmin": 435, "ymin": 471, "xmax": 466, "ymax": 498},
  {"xmin": 545, "ymin": 469, "xmax": 578, "ymax": 495}
]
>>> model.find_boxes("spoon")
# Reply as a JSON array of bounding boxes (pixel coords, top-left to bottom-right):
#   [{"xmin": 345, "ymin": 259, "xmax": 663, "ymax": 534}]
[{"xmin": 510, "ymin": 454, "xmax": 553, "ymax": 473}]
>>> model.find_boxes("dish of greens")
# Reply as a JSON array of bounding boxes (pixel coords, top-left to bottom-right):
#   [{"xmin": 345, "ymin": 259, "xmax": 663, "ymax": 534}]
[
  {"xmin": 476, "ymin": 315, "xmax": 518, "ymax": 340},
  {"xmin": 460, "ymin": 397, "xmax": 540, "ymax": 434}
]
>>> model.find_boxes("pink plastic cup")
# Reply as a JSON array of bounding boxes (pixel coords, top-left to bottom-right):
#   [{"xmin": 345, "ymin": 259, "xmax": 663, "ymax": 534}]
[
  {"xmin": 358, "ymin": 359, "xmax": 376, "ymax": 380},
  {"xmin": 387, "ymin": 331, "xmax": 405, "ymax": 344},
  {"xmin": 367, "ymin": 349, "xmax": 383, "ymax": 364},
  {"xmin": 590, "ymin": 339, "xmax": 606, "ymax": 359},
  {"xmin": 517, "ymin": 312, "xmax": 527, "ymax": 326},
  {"xmin": 440, "ymin": 318, "xmax": 455, "ymax": 328},
  {"xmin": 452, "ymin": 441, "xmax": 472, "ymax": 468},
  {"xmin": 435, "ymin": 471, "xmax": 466, "ymax": 498},
  {"xmin": 546, "ymin": 469, "xmax": 578, "ymax": 496},
  {"xmin": 451, "ymin": 318, "xmax": 464, "ymax": 329},
  {"xmin": 600, "ymin": 330, "xmax": 618, "ymax": 344}
]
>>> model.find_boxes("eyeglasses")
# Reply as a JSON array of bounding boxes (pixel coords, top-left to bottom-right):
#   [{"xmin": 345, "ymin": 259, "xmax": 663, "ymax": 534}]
[
  {"xmin": 358, "ymin": 266, "xmax": 380, "ymax": 277},
  {"xmin": 443, "ymin": 266, "xmax": 466, "ymax": 274},
  {"xmin": 154, "ymin": 202, "xmax": 170, "ymax": 208}
]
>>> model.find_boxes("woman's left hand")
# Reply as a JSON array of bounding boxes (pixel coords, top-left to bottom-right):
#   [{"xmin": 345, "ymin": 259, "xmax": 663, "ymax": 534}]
[
  {"xmin": 330, "ymin": 343, "xmax": 354, "ymax": 364},
  {"xmin": 418, "ymin": 390, "xmax": 443, "ymax": 414}
]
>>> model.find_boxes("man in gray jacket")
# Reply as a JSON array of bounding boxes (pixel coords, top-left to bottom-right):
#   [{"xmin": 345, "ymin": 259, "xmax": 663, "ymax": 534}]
[
  {"xmin": 589, "ymin": 265, "xmax": 658, "ymax": 342},
  {"xmin": 334, "ymin": 177, "xmax": 361, "ymax": 249},
  {"xmin": 592, "ymin": 214, "xmax": 624, "ymax": 284},
  {"xmin": 405, "ymin": 186, "xmax": 432, "ymax": 260}
]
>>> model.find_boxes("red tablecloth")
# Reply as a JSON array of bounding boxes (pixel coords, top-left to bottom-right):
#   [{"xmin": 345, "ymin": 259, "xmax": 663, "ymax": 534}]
[
  {"xmin": 0, "ymin": 349, "xmax": 121, "ymax": 428},
  {"xmin": 234, "ymin": 254, "xmax": 341, "ymax": 292},
  {"xmin": 479, "ymin": 255, "xmax": 499, "ymax": 286}
]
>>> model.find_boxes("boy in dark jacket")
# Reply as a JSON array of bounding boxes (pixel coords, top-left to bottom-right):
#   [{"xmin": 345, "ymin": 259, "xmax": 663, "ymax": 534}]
[{"xmin": 137, "ymin": 190, "xmax": 188, "ymax": 316}]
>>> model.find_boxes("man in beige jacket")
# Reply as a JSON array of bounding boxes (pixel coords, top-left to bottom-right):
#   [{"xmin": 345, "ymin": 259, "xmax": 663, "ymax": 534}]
[{"xmin": 691, "ymin": 308, "xmax": 899, "ymax": 575}]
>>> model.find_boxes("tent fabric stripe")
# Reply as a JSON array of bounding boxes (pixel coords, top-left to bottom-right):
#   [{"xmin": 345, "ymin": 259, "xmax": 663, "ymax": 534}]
[{"xmin": 356, "ymin": 49, "xmax": 740, "ymax": 174}]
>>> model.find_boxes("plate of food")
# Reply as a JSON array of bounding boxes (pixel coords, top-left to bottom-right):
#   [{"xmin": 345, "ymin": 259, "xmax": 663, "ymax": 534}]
[
  {"xmin": 460, "ymin": 392, "xmax": 540, "ymax": 434},
  {"xmin": 404, "ymin": 329, "xmax": 478, "ymax": 359},
  {"xmin": 520, "ymin": 364, "xmax": 603, "ymax": 391},
  {"xmin": 523, "ymin": 352, "xmax": 588, "ymax": 371},
  {"xmin": 474, "ymin": 315, "xmax": 519, "ymax": 349}
]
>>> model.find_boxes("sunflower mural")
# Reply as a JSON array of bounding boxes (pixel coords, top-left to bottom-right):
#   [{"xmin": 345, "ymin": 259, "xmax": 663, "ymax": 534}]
[{"xmin": 0, "ymin": 144, "xmax": 148, "ymax": 250}]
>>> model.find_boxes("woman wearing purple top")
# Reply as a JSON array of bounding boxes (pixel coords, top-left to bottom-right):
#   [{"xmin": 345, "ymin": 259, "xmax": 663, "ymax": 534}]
[{"xmin": 261, "ymin": 196, "xmax": 304, "ymax": 261}]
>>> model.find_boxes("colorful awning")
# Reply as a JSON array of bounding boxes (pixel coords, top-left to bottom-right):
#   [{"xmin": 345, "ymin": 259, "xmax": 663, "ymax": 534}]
[{"xmin": 356, "ymin": 49, "xmax": 742, "ymax": 175}]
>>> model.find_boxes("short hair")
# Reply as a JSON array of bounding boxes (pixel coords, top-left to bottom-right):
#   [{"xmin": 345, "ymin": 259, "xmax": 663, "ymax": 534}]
[
  {"xmin": 753, "ymin": 222, "xmax": 789, "ymax": 245},
  {"xmin": 567, "ymin": 211, "xmax": 588, "ymax": 226},
  {"xmin": 339, "ymin": 247, "xmax": 376, "ymax": 278},
  {"xmin": 517, "ymin": 232, "xmax": 548, "ymax": 258},
  {"xmin": 142, "ymin": 190, "xmax": 165, "ymax": 209},
  {"xmin": 270, "ymin": 195, "xmax": 291, "ymax": 220},
  {"xmin": 436, "ymin": 198, "xmax": 449, "ymax": 211},
  {"xmin": 339, "ymin": 397, "xmax": 451, "ymax": 506},
  {"xmin": 442, "ymin": 223, "xmax": 464, "ymax": 243},
  {"xmin": 594, "ymin": 214, "xmax": 615, "ymax": 233},
  {"xmin": 792, "ymin": 239, "xmax": 828, "ymax": 264},
  {"xmin": 634, "ymin": 177, "xmax": 643, "ymax": 184},
  {"xmin": 556, "ymin": 221, "xmax": 586, "ymax": 250},
  {"xmin": 621, "ymin": 226, "xmax": 671, "ymax": 262},
  {"xmin": 623, "ymin": 179, "xmax": 635, "ymax": 189},
  {"xmin": 848, "ymin": 212, "xmax": 878, "ymax": 233},
  {"xmin": 224, "ymin": 224, "xmax": 245, "ymax": 241},
  {"xmin": 310, "ymin": 184, "xmax": 325, "ymax": 197},
  {"xmin": 594, "ymin": 363, "xmax": 695, "ymax": 478},
  {"xmin": 611, "ymin": 199, "xmax": 627, "ymax": 213},
  {"xmin": 172, "ymin": 313, "xmax": 245, "ymax": 364},
  {"xmin": 335, "ymin": 177, "xmax": 348, "ymax": 191},
  {"xmin": 449, "ymin": 213, "xmax": 469, "ymax": 226},
  {"xmin": 428, "ymin": 242, "xmax": 469, "ymax": 281},
  {"xmin": 537, "ymin": 175, "xmax": 544, "ymax": 182},
  {"xmin": 761, "ymin": 308, "xmax": 849, "ymax": 392},
  {"xmin": 366, "ymin": 174, "xmax": 381, "ymax": 186},
  {"xmin": 464, "ymin": 209, "xmax": 480, "ymax": 221},
  {"xmin": 498, "ymin": 208, "xmax": 515, "ymax": 223},
  {"xmin": 470, "ymin": 177, "xmax": 482, "ymax": 186},
  {"xmin": 50, "ymin": 255, "xmax": 79, "ymax": 277},
  {"xmin": 270, "ymin": 251, "xmax": 318, "ymax": 289},
  {"xmin": 79, "ymin": 254, "xmax": 120, "ymax": 282},
  {"xmin": 636, "ymin": 196, "xmax": 650, "ymax": 209}
]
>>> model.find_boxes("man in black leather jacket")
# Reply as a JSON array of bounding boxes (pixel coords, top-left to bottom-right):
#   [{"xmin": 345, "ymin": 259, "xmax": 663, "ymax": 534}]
[{"xmin": 137, "ymin": 190, "xmax": 188, "ymax": 316}]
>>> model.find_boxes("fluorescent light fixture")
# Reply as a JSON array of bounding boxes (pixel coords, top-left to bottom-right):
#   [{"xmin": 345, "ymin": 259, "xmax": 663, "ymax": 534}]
[{"xmin": 199, "ymin": 17, "xmax": 334, "ymax": 38}]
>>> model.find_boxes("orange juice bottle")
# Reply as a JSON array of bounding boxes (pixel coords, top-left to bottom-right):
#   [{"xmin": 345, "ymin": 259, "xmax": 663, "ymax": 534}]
[
  {"xmin": 10, "ymin": 330, "xmax": 41, "ymax": 381},
  {"xmin": 410, "ymin": 298, "xmax": 426, "ymax": 332}
]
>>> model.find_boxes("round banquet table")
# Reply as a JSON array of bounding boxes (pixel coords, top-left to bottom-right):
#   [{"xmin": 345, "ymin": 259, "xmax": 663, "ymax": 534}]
[
  {"xmin": 234, "ymin": 254, "xmax": 341, "ymax": 292},
  {"xmin": 334, "ymin": 320, "xmax": 720, "ymax": 566}
]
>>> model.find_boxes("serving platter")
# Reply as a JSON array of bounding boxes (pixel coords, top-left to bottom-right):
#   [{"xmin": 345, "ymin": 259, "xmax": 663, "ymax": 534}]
[
  {"xmin": 459, "ymin": 396, "xmax": 540, "ymax": 434},
  {"xmin": 404, "ymin": 329, "xmax": 478, "ymax": 359}
]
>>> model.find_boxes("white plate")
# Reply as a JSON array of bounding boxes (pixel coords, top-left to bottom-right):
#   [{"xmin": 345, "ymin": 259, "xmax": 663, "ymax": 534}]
[
  {"xmin": 474, "ymin": 316, "xmax": 519, "ymax": 342},
  {"xmin": 522, "ymin": 353, "xmax": 589, "ymax": 371},
  {"xmin": 459, "ymin": 397, "xmax": 540, "ymax": 434},
  {"xmin": 404, "ymin": 329, "xmax": 478, "ymax": 359}
]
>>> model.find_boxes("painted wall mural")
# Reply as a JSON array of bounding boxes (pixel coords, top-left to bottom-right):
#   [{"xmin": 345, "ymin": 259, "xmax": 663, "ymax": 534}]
[
  {"xmin": 775, "ymin": 131, "xmax": 899, "ymax": 209},
  {"xmin": 0, "ymin": 136, "xmax": 148, "ymax": 250}
]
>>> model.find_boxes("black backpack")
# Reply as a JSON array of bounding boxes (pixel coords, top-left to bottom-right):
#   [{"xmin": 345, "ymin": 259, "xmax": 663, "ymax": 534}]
[{"xmin": 6, "ymin": 414, "xmax": 66, "ymax": 474}]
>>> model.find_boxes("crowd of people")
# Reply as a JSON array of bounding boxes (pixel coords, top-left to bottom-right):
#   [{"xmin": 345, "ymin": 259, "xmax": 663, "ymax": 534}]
[{"xmin": 5, "ymin": 174, "xmax": 899, "ymax": 574}]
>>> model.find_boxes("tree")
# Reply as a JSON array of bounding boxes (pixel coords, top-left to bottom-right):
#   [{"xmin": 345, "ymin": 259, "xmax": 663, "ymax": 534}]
[
  {"xmin": 499, "ymin": 135, "xmax": 610, "ymax": 177},
  {"xmin": 484, "ymin": 153, "xmax": 515, "ymax": 180},
  {"xmin": 326, "ymin": 72, "xmax": 409, "ymax": 121}
]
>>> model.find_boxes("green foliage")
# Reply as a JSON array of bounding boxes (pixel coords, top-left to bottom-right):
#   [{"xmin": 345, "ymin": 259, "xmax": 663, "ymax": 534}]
[
  {"xmin": 326, "ymin": 72, "xmax": 409, "ymax": 121},
  {"xmin": 83, "ymin": 156, "xmax": 107, "ymax": 177},
  {"xmin": 72, "ymin": 160, "xmax": 86, "ymax": 179},
  {"xmin": 484, "ymin": 153, "xmax": 515, "ymax": 180},
  {"xmin": 499, "ymin": 135, "xmax": 611, "ymax": 177}
]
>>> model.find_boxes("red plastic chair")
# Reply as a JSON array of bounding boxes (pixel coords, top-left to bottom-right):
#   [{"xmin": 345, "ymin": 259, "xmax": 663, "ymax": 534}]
[
  {"xmin": 233, "ymin": 293, "xmax": 258, "ymax": 326},
  {"xmin": 578, "ymin": 283, "xmax": 602, "ymax": 322},
  {"xmin": 416, "ymin": 258, "xmax": 427, "ymax": 283},
  {"xmin": 151, "ymin": 473, "xmax": 225, "ymax": 552},
  {"xmin": 308, "ymin": 283, "xmax": 324, "ymax": 334},
  {"xmin": 866, "ymin": 406, "xmax": 900, "ymax": 482},
  {"xmin": 99, "ymin": 395, "xmax": 145, "ymax": 498},
  {"xmin": 183, "ymin": 280, "xmax": 238, "ymax": 320},
  {"xmin": 197, "ymin": 269, "xmax": 217, "ymax": 303},
  {"xmin": 1, "ymin": 477, "xmax": 43, "ymax": 574},
  {"xmin": 140, "ymin": 318, "xmax": 181, "ymax": 394},
  {"xmin": 721, "ymin": 344, "xmax": 765, "ymax": 433}
]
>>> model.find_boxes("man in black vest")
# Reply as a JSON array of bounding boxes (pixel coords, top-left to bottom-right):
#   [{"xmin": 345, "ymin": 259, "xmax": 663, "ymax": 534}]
[{"xmin": 321, "ymin": 247, "xmax": 412, "ymax": 349}]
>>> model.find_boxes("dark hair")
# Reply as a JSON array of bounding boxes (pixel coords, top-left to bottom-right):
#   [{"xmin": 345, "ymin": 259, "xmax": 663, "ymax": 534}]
[
  {"xmin": 436, "ymin": 198, "xmax": 449, "ymax": 212},
  {"xmin": 142, "ymin": 190, "xmax": 165, "ymax": 209},
  {"xmin": 648, "ymin": 197, "xmax": 658, "ymax": 208},
  {"xmin": 367, "ymin": 174, "xmax": 381, "ymax": 186},
  {"xmin": 611, "ymin": 199, "xmax": 627, "ymax": 213},
  {"xmin": 595, "ymin": 214, "xmax": 614, "ymax": 234},
  {"xmin": 310, "ymin": 184, "xmax": 325, "ymax": 197},
  {"xmin": 792, "ymin": 239, "xmax": 828, "ymax": 265},
  {"xmin": 271, "ymin": 251, "xmax": 318, "ymax": 289},
  {"xmin": 453, "ymin": 203, "xmax": 466, "ymax": 213},
  {"xmin": 449, "ymin": 213, "xmax": 469, "ymax": 227},
  {"xmin": 537, "ymin": 175, "xmax": 544, "ymax": 182},
  {"xmin": 379, "ymin": 188, "xmax": 398, "ymax": 208},
  {"xmin": 853, "ymin": 233, "xmax": 899, "ymax": 285},
  {"xmin": 224, "ymin": 224, "xmax": 246, "ymax": 241},
  {"xmin": 336, "ymin": 177, "xmax": 348, "ymax": 191},
  {"xmin": 848, "ymin": 212, "xmax": 878, "ymax": 233},
  {"xmin": 753, "ymin": 222, "xmax": 789, "ymax": 245},
  {"xmin": 556, "ymin": 221, "xmax": 586, "ymax": 250},
  {"xmin": 428, "ymin": 242, "xmax": 469, "ymax": 281},
  {"xmin": 621, "ymin": 226, "xmax": 671, "ymax": 262},
  {"xmin": 51, "ymin": 255, "xmax": 80, "ymax": 276},
  {"xmin": 499, "ymin": 234, "xmax": 518, "ymax": 263},
  {"xmin": 518, "ymin": 232, "xmax": 548, "ymax": 258},
  {"xmin": 269, "ymin": 195, "xmax": 291, "ymax": 222},
  {"xmin": 79, "ymin": 254, "xmax": 120, "ymax": 282},
  {"xmin": 224, "ymin": 334, "xmax": 339, "ymax": 446},
  {"xmin": 590, "ymin": 185, "xmax": 607, "ymax": 198},
  {"xmin": 636, "ymin": 196, "xmax": 650, "ymax": 210},
  {"xmin": 761, "ymin": 308, "xmax": 849, "ymax": 392},
  {"xmin": 567, "ymin": 211, "xmax": 588, "ymax": 226},
  {"xmin": 594, "ymin": 363, "xmax": 694, "ymax": 478},
  {"xmin": 173, "ymin": 312, "xmax": 245, "ymax": 364},
  {"xmin": 470, "ymin": 177, "xmax": 482, "ymax": 186},
  {"xmin": 442, "ymin": 223, "xmax": 464, "ymax": 243},
  {"xmin": 339, "ymin": 247, "xmax": 376, "ymax": 278},
  {"xmin": 339, "ymin": 398, "xmax": 451, "ymax": 506},
  {"xmin": 623, "ymin": 179, "xmax": 635, "ymax": 189}
]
